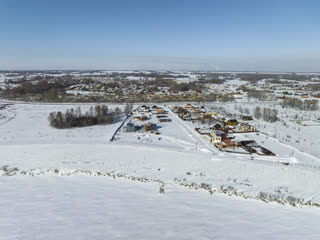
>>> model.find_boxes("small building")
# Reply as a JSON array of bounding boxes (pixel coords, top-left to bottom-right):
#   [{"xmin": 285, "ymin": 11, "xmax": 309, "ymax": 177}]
[
  {"xmin": 240, "ymin": 140, "xmax": 258, "ymax": 148},
  {"xmin": 137, "ymin": 115, "xmax": 148, "ymax": 121},
  {"xmin": 202, "ymin": 113, "xmax": 212, "ymax": 120},
  {"xmin": 240, "ymin": 140, "xmax": 258, "ymax": 153},
  {"xmin": 242, "ymin": 116, "xmax": 253, "ymax": 121},
  {"xmin": 156, "ymin": 115, "xmax": 167, "ymax": 119},
  {"xmin": 143, "ymin": 123, "xmax": 157, "ymax": 131},
  {"xmin": 192, "ymin": 107, "xmax": 201, "ymax": 113},
  {"xmin": 239, "ymin": 123, "xmax": 256, "ymax": 132},
  {"xmin": 184, "ymin": 104, "xmax": 193, "ymax": 109},
  {"xmin": 140, "ymin": 105, "xmax": 150, "ymax": 112},
  {"xmin": 126, "ymin": 123, "xmax": 140, "ymax": 132},
  {"xmin": 195, "ymin": 128, "xmax": 211, "ymax": 135},
  {"xmin": 226, "ymin": 119, "xmax": 238, "ymax": 126},
  {"xmin": 214, "ymin": 130, "xmax": 226, "ymax": 141},
  {"xmin": 213, "ymin": 123, "xmax": 223, "ymax": 130},
  {"xmin": 208, "ymin": 131, "xmax": 222, "ymax": 143},
  {"xmin": 217, "ymin": 139, "xmax": 237, "ymax": 149},
  {"xmin": 160, "ymin": 118, "xmax": 171, "ymax": 123}
]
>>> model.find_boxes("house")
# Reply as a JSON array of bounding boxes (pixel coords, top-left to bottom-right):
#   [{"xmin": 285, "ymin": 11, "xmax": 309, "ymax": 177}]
[
  {"xmin": 209, "ymin": 131, "xmax": 222, "ymax": 143},
  {"xmin": 213, "ymin": 123, "xmax": 223, "ymax": 130},
  {"xmin": 205, "ymin": 130, "xmax": 225, "ymax": 144},
  {"xmin": 140, "ymin": 105, "xmax": 150, "ymax": 112},
  {"xmin": 217, "ymin": 139, "xmax": 236, "ymax": 149},
  {"xmin": 157, "ymin": 109, "xmax": 165, "ymax": 114},
  {"xmin": 239, "ymin": 123, "xmax": 256, "ymax": 132},
  {"xmin": 195, "ymin": 128, "xmax": 211, "ymax": 135},
  {"xmin": 214, "ymin": 130, "xmax": 226, "ymax": 141},
  {"xmin": 159, "ymin": 118, "xmax": 171, "ymax": 123},
  {"xmin": 143, "ymin": 123, "xmax": 157, "ymax": 131},
  {"xmin": 226, "ymin": 119, "xmax": 238, "ymax": 126},
  {"xmin": 184, "ymin": 104, "xmax": 193, "ymax": 109},
  {"xmin": 192, "ymin": 107, "xmax": 201, "ymax": 113},
  {"xmin": 202, "ymin": 113, "xmax": 212, "ymax": 120},
  {"xmin": 137, "ymin": 115, "xmax": 148, "ymax": 121},
  {"xmin": 126, "ymin": 123, "xmax": 140, "ymax": 132},
  {"xmin": 242, "ymin": 116, "xmax": 253, "ymax": 121}
]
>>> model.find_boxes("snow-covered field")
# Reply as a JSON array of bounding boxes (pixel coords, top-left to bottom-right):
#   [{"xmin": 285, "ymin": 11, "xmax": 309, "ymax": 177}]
[
  {"xmin": 2, "ymin": 142, "xmax": 320, "ymax": 203},
  {"xmin": 0, "ymin": 103, "xmax": 122, "ymax": 144},
  {"xmin": 1, "ymin": 176, "xmax": 320, "ymax": 240},
  {"xmin": 1, "ymin": 101, "xmax": 320, "ymax": 239}
]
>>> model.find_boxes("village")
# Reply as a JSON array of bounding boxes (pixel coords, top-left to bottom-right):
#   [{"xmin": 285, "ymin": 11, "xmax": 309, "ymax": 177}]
[
  {"xmin": 60, "ymin": 77, "xmax": 320, "ymax": 102},
  {"xmin": 118, "ymin": 103, "xmax": 276, "ymax": 157},
  {"xmin": 171, "ymin": 104, "xmax": 275, "ymax": 156},
  {"xmin": 2, "ymin": 71, "xmax": 320, "ymax": 105}
]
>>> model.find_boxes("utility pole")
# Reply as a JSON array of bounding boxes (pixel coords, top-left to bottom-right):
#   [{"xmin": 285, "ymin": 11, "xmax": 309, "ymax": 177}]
[{"xmin": 290, "ymin": 150, "xmax": 294, "ymax": 158}]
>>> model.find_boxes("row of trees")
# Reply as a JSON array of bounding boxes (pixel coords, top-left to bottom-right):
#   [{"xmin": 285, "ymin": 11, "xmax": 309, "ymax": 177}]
[
  {"xmin": 2, "ymin": 74, "xmax": 96, "ymax": 101},
  {"xmin": 246, "ymin": 89, "xmax": 270, "ymax": 101},
  {"xmin": 238, "ymin": 73, "xmax": 314, "ymax": 83},
  {"xmin": 48, "ymin": 105, "xmax": 125, "ymax": 129},
  {"xmin": 3, "ymin": 78, "xmax": 79, "ymax": 100},
  {"xmin": 282, "ymin": 98, "xmax": 318, "ymax": 111},
  {"xmin": 306, "ymin": 84, "xmax": 320, "ymax": 91},
  {"xmin": 219, "ymin": 93, "xmax": 235, "ymax": 102},
  {"xmin": 254, "ymin": 107, "xmax": 278, "ymax": 122},
  {"xmin": 124, "ymin": 102, "xmax": 134, "ymax": 116}
]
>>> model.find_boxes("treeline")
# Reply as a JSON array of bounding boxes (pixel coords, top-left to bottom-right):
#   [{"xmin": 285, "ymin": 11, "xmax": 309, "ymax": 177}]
[
  {"xmin": 121, "ymin": 77, "xmax": 223, "ymax": 91},
  {"xmin": 247, "ymin": 89, "xmax": 270, "ymax": 101},
  {"xmin": 48, "ymin": 105, "xmax": 124, "ymax": 129},
  {"xmin": 241, "ymin": 87, "xmax": 271, "ymax": 101},
  {"xmin": 282, "ymin": 98, "xmax": 318, "ymax": 111},
  {"xmin": 238, "ymin": 74, "xmax": 277, "ymax": 83},
  {"xmin": 3, "ymin": 75, "xmax": 94, "ymax": 100},
  {"xmin": 306, "ymin": 84, "xmax": 320, "ymax": 91},
  {"xmin": 197, "ymin": 79, "xmax": 225, "ymax": 85},
  {"xmin": 105, "ymin": 72, "xmax": 190, "ymax": 79},
  {"xmin": 218, "ymin": 93, "xmax": 235, "ymax": 102},
  {"xmin": 144, "ymin": 79, "xmax": 201, "ymax": 92},
  {"xmin": 4, "ymin": 78, "xmax": 79, "ymax": 100},
  {"xmin": 254, "ymin": 107, "xmax": 278, "ymax": 122},
  {"xmin": 173, "ymin": 82, "xmax": 200, "ymax": 91},
  {"xmin": 238, "ymin": 73, "xmax": 314, "ymax": 84}
]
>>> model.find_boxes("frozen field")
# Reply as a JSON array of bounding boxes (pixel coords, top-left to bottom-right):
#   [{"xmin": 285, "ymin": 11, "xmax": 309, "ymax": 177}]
[
  {"xmin": 1, "ymin": 176, "xmax": 320, "ymax": 240},
  {"xmin": 0, "ymin": 103, "xmax": 123, "ymax": 144},
  {"xmin": 2, "ymin": 143, "xmax": 320, "ymax": 205}
]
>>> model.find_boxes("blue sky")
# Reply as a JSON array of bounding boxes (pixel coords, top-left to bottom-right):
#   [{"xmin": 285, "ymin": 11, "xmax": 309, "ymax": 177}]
[{"xmin": 1, "ymin": 0, "xmax": 320, "ymax": 71}]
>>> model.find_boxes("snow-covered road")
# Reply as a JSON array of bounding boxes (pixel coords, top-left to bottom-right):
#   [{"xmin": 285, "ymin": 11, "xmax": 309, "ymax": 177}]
[{"xmin": 167, "ymin": 107, "xmax": 218, "ymax": 153}]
